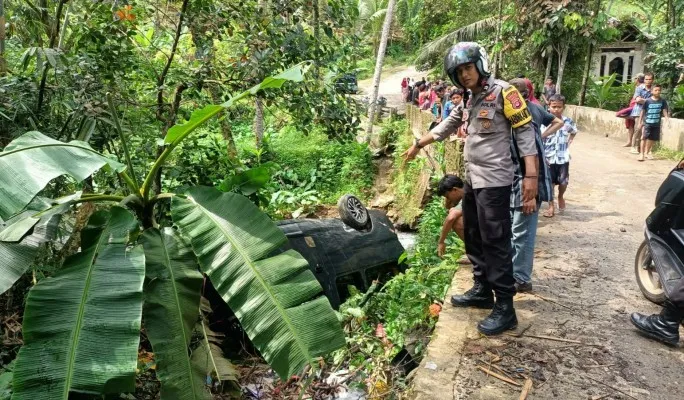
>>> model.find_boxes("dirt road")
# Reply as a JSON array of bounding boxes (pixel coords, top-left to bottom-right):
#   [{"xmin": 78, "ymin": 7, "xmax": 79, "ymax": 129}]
[
  {"xmin": 412, "ymin": 134, "xmax": 683, "ymax": 399},
  {"xmin": 357, "ymin": 65, "xmax": 423, "ymax": 109},
  {"xmin": 359, "ymin": 65, "xmax": 684, "ymax": 399}
]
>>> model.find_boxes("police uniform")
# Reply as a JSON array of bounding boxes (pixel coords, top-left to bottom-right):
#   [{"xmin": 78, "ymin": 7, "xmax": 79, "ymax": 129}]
[{"xmin": 430, "ymin": 76, "xmax": 536, "ymax": 299}]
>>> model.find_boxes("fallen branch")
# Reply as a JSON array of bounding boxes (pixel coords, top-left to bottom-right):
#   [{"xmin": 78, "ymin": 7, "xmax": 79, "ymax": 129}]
[
  {"xmin": 507, "ymin": 333, "xmax": 583, "ymax": 344},
  {"xmin": 518, "ymin": 378, "xmax": 533, "ymax": 400},
  {"xmin": 485, "ymin": 351, "xmax": 501, "ymax": 363},
  {"xmin": 584, "ymin": 376, "xmax": 640, "ymax": 400},
  {"xmin": 476, "ymin": 360, "xmax": 514, "ymax": 381},
  {"xmin": 528, "ymin": 292, "xmax": 574, "ymax": 310},
  {"xmin": 584, "ymin": 364, "xmax": 615, "ymax": 369},
  {"xmin": 509, "ymin": 324, "xmax": 532, "ymax": 338},
  {"xmin": 477, "ymin": 366, "xmax": 522, "ymax": 387}
]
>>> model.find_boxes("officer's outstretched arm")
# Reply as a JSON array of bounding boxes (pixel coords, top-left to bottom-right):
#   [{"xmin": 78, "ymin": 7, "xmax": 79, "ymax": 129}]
[{"xmin": 430, "ymin": 105, "xmax": 465, "ymax": 142}]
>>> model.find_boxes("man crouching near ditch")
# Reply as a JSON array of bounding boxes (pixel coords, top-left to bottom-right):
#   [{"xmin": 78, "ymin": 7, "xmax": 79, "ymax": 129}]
[{"xmin": 402, "ymin": 42, "xmax": 538, "ymax": 335}]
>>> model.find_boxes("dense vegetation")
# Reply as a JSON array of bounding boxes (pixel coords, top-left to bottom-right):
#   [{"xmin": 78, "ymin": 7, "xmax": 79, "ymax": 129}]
[{"xmin": 0, "ymin": 0, "xmax": 683, "ymax": 398}]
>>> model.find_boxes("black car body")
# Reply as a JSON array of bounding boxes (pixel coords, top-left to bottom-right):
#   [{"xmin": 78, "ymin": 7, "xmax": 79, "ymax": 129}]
[
  {"xmin": 335, "ymin": 73, "xmax": 358, "ymax": 94},
  {"xmin": 276, "ymin": 210, "xmax": 405, "ymax": 309}
]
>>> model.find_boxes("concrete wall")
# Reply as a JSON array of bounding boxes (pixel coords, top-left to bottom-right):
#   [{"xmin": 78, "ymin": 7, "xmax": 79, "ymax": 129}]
[{"xmin": 565, "ymin": 105, "xmax": 684, "ymax": 151}]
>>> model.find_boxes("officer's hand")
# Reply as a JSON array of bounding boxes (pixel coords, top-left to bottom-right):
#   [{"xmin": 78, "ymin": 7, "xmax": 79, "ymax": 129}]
[
  {"xmin": 437, "ymin": 242, "xmax": 446, "ymax": 258},
  {"xmin": 401, "ymin": 145, "xmax": 420, "ymax": 166},
  {"xmin": 677, "ymin": 160, "xmax": 684, "ymax": 170}
]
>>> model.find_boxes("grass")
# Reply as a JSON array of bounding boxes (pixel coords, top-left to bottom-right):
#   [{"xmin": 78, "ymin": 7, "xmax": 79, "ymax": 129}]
[{"xmin": 654, "ymin": 145, "xmax": 684, "ymax": 162}]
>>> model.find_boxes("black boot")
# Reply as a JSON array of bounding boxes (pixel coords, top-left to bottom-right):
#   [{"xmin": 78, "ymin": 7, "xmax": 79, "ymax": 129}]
[
  {"xmin": 630, "ymin": 301, "xmax": 682, "ymax": 346},
  {"xmin": 477, "ymin": 297, "xmax": 518, "ymax": 335},
  {"xmin": 450, "ymin": 280, "xmax": 494, "ymax": 308}
]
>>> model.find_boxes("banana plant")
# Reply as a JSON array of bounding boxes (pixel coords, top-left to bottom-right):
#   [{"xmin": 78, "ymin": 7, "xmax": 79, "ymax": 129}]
[{"xmin": 0, "ymin": 62, "xmax": 346, "ymax": 399}]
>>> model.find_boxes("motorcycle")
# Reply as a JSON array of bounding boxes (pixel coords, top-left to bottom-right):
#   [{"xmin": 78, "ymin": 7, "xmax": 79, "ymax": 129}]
[{"xmin": 635, "ymin": 160, "xmax": 684, "ymax": 305}]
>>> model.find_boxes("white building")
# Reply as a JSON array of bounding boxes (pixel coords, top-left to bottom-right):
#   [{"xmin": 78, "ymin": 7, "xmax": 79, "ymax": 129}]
[{"xmin": 592, "ymin": 20, "xmax": 654, "ymax": 84}]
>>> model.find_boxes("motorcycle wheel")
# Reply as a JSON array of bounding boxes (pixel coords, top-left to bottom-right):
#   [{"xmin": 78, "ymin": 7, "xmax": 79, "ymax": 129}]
[{"xmin": 634, "ymin": 240, "xmax": 666, "ymax": 305}]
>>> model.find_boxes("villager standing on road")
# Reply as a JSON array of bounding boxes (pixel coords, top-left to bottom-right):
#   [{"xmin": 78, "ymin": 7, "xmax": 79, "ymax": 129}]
[
  {"xmin": 617, "ymin": 73, "xmax": 645, "ymax": 148},
  {"xmin": 542, "ymin": 94, "xmax": 577, "ymax": 218},
  {"xmin": 508, "ymin": 78, "xmax": 563, "ymax": 292},
  {"xmin": 402, "ymin": 42, "xmax": 538, "ymax": 336},
  {"xmin": 541, "ymin": 76, "xmax": 556, "ymax": 109},
  {"xmin": 637, "ymin": 84, "xmax": 670, "ymax": 162},
  {"xmin": 629, "ymin": 72, "xmax": 654, "ymax": 155}
]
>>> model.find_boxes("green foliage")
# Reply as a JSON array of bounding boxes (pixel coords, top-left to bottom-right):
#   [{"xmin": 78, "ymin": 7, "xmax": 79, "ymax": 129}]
[
  {"xmin": 392, "ymin": 130, "xmax": 425, "ymax": 224},
  {"xmin": 585, "ymin": 74, "xmax": 634, "ymax": 111},
  {"xmin": 141, "ymin": 228, "xmax": 209, "ymax": 400},
  {"xmin": 267, "ymin": 126, "xmax": 375, "ymax": 205},
  {"xmin": 379, "ymin": 119, "xmax": 408, "ymax": 148},
  {"xmin": 0, "ymin": 67, "xmax": 345, "ymax": 399},
  {"xmin": 670, "ymin": 85, "xmax": 684, "ymax": 117},
  {"xmin": 648, "ymin": 25, "xmax": 684, "ymax": 91},
  {"xmin": 12, "ymin": 207, "xmax": 145, "ymax": 399},
  {"xmin": 334, "ymin": 196, "xmax": 462, "ymax": 392},
  {"xmin": 171, "ymin": 188, "xmax": 346, "ymax": 379}
]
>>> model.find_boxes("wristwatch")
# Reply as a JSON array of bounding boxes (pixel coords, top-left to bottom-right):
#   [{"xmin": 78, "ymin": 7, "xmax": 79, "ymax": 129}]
[{"xmin": 414, "ymin": 137, "xmax": 423, "ymax": 149}]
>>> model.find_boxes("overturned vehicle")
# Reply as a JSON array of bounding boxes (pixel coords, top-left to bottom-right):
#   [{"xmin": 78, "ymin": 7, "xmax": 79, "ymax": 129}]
[{"xmin": 275, "ymin": 194, "xmax": 405, "ymax": 309}]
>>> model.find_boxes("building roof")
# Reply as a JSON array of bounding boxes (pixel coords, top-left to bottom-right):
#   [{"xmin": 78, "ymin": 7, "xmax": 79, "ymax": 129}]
[{"xmin": 607, "ymin": 17, "xmax": 656, "ymax": 42}]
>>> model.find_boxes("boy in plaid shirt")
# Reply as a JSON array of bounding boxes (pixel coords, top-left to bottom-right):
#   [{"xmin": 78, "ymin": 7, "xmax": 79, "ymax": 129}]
[{"xmin": 542, "ymin": 94, "xmax": 578, "ymax": 218}]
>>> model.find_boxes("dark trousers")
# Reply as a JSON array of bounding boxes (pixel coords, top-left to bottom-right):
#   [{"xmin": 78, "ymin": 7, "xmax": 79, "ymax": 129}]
[
  {"xmin": 671, "ymin": 279, "xmax": 684, "ymax": 311},
  {"xmin": 463, "ymin": 183, "xmax": 516, "ymax": 299}
]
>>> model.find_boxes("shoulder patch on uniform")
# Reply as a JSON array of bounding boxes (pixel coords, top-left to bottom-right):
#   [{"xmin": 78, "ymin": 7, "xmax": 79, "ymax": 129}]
[{"xmin": 502, "ymin": 86, "xmax": 532, "ymax": 128}]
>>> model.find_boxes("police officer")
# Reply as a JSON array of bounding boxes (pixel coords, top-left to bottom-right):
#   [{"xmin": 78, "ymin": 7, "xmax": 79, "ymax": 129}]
[
  {"xmin": 403, "ymin": 42, "xmax": 538, "ymax": 335},
  {"xmin": 631, "ymin": 285, "xmax": 684, "ymax": 346}
]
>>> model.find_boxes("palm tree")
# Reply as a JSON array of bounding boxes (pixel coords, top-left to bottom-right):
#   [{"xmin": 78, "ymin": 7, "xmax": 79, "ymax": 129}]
[
  {"xmin": 0, "ymin": 0, "xmax": 6, "ymax": 75},
  {"xmin": 365, "ymin": 0, "xmax": 396, "ymax": 140},
  {"xmin": 414, "ymin": 17, "xmax": 499, "ymax": 66},
  {"xmin": 357, "ymin": 0, "xmax": 389, "ymax": 55}
]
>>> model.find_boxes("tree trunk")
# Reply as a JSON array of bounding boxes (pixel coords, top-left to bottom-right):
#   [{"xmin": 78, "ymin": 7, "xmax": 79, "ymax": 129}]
[
  {"xmin": 579, "ymin": 42, "xmax": 594, "ymax": 106},
  {"xmin": 545, "ymin": 49, "xmax": 553, "ymax": 80},
  {"xmin": 365, "ymin": 0, "xmax": 397, "ymax": 141},
  {"xmin": 556, "ymin": 44, "xmax": 568, "ymax": 95},
  {"xmin": 36, "ymin": 0, "xmax": 68, "ymax": 113},
  {"xmin": 313, "ymin": 0, "xmax": 320, "ymax": 77},
  {"xmin": 58, "ymin": 2, "xmax": 73, "ymax": 50},
  {"xmin": 579, "ymin": 0, "xmax": 602, "ymax": 105},
  {"xmin": 254, "ymin": 97, "xmax": 265, "ymax": 148},
  {"xmin": 0, "ymin": 0, "xmax": 6, "ymax": 76},
  {"xmin": 492, "ymin": 0, "xmax": 503, "ymax": 77}
]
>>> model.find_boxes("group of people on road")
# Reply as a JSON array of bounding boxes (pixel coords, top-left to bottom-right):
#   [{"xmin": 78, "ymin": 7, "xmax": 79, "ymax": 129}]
[
  {"xmin": 402, "ymin": 77, "xmax": 465, "ymax": 132},
  {"xmin": 617, "ymin": 72, "xmax": 672, "ymax": 161},
  {"xmin": 401, "ymin": 41, "xmax": 683, "ymax": 346}
]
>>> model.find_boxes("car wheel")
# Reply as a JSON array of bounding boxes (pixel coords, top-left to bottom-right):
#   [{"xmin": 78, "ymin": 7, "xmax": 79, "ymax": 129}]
[{"xmin": 338, "ymin": 194, "xmax": 370, "ymax": 230}]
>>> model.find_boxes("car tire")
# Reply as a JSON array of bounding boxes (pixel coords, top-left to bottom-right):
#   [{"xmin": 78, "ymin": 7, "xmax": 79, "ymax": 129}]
[{"xmin": 338, "ymin": 194, "xmax": 370, "ymax": 230}]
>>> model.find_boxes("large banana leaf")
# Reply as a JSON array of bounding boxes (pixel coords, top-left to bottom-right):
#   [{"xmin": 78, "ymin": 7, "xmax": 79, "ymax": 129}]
[
  {"xmin": 141, "ymin": 228, "xmax": 210, "ymax": 400},
  {"xmin": 0, "ymin": 131, "xmax": 125, "ymax": 219},
  {"xmin": 12, "ymin": 206, "xmax": 144, "ymax": 400},
  {"xmin": 0, "ymin": 193, "xmax": 81, "ymax": 243},
  {"xmin": 0, "ymin": 209, "xmax": 63, "ymax": 294},
  {"xmin": 171, "ymin": 187, "xmax": 345, "ymax": 379}
]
